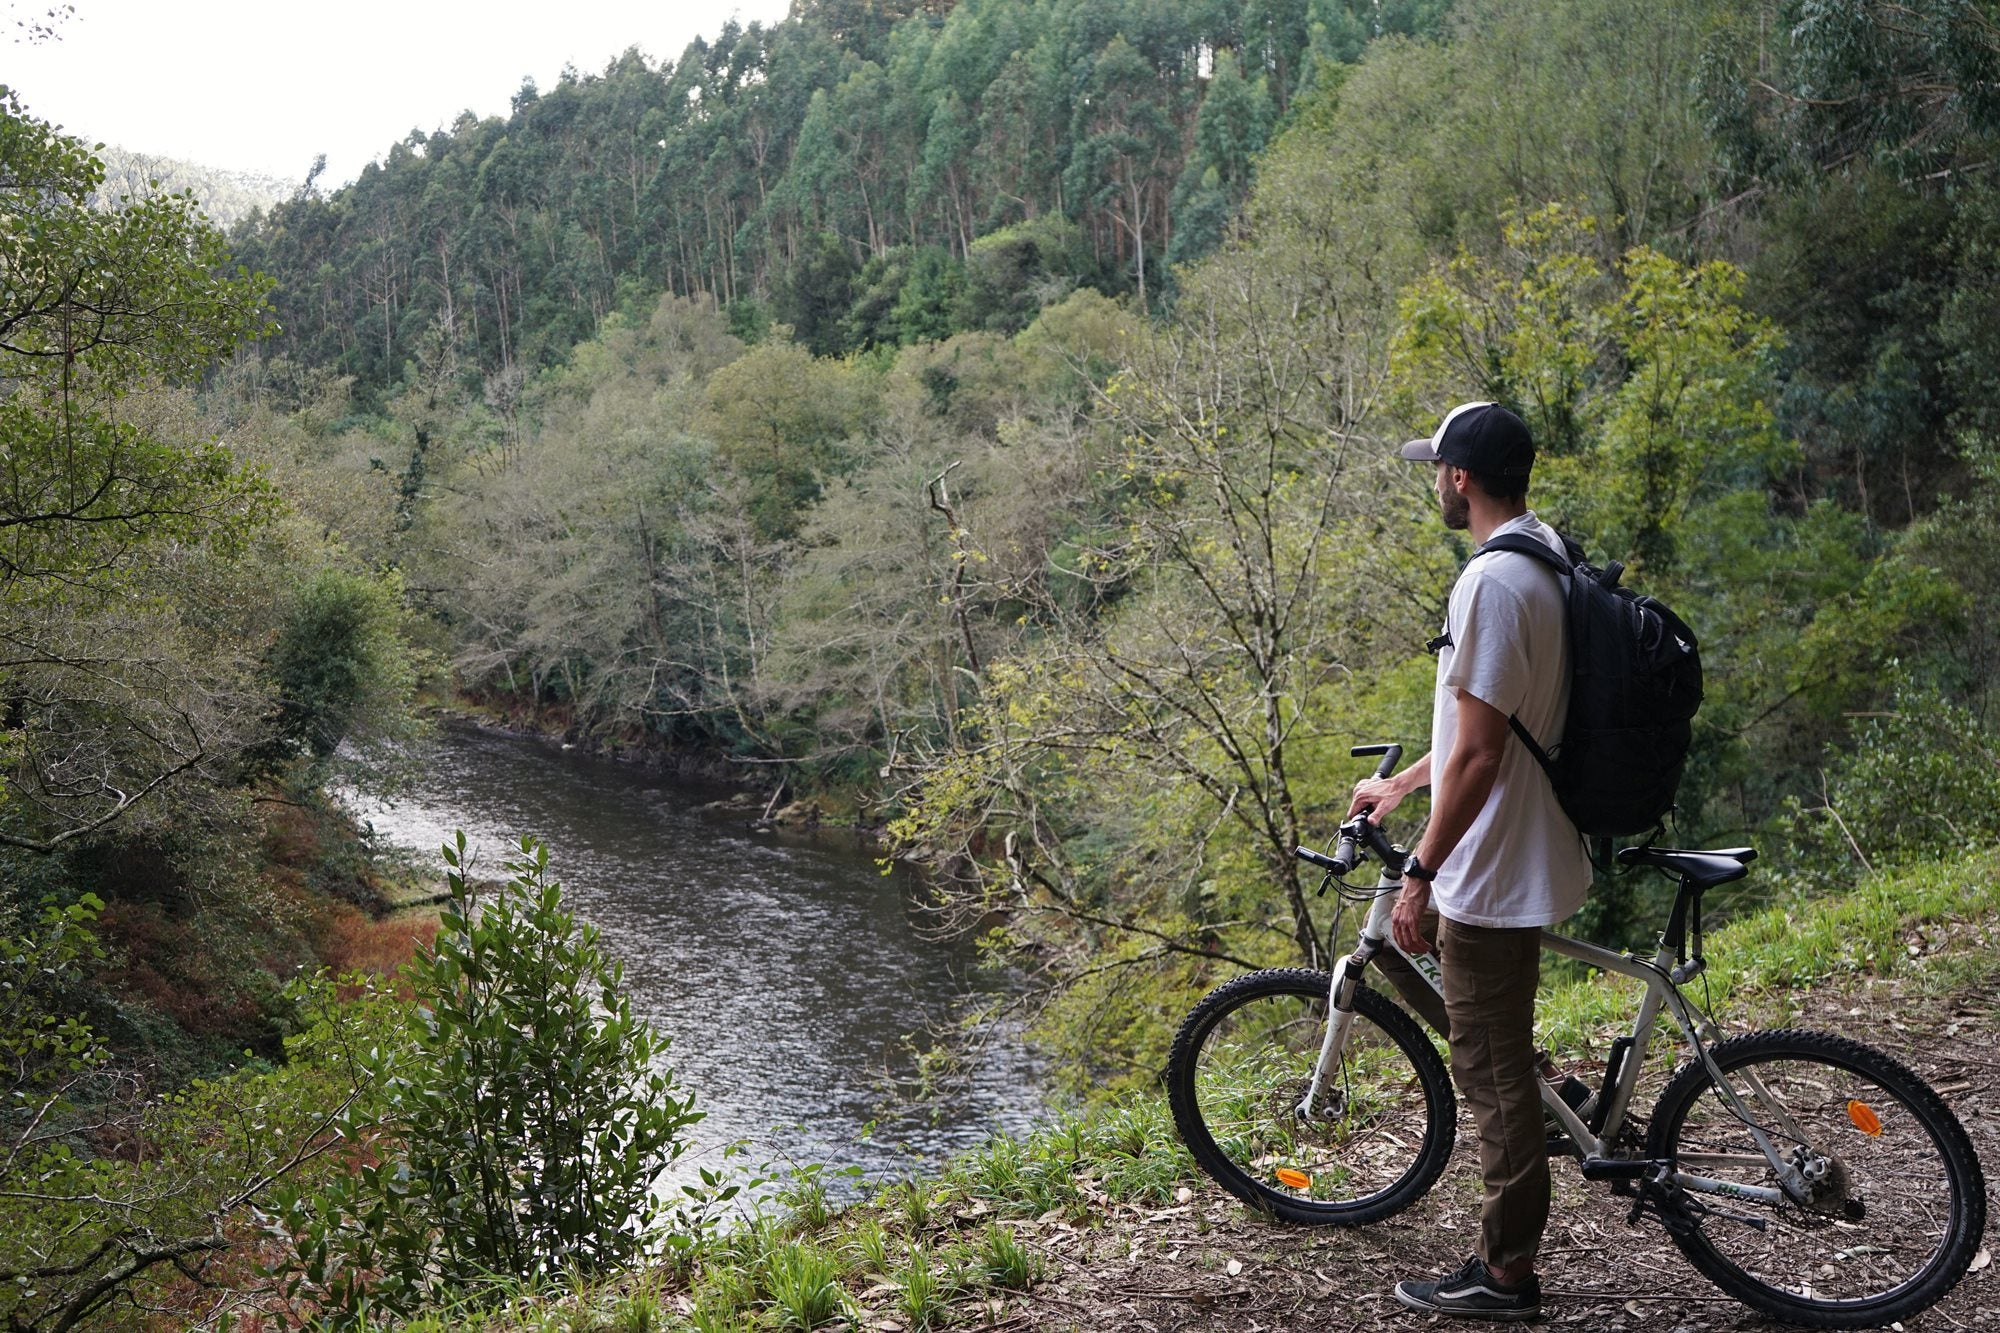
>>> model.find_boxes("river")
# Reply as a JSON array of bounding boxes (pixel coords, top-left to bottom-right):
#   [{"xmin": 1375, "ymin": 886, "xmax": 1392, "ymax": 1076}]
[{"xmin": 342, "ymin": 722, "xmax": 1042, "ymax": 1197}]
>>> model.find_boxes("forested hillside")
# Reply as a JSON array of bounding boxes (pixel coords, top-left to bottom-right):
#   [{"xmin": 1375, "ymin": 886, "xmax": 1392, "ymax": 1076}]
[
  {"xmin": 8, "ymin": 0, "xmax": 2000, "ymax": 1323},
  {"xmin": 92, "ymin": 144, "xmax": 295, "ymax": 228},
  {"xmin": 201, "ymin": 0, "xmax": 2000, "ymax": 1075},
  {"xmin": 13, "ymin": 0, "xmax": 2000, "ymax": 1061},
  {"xmin": 231, "ymin": 0, "xmax": 1448, "ymax": 393}
]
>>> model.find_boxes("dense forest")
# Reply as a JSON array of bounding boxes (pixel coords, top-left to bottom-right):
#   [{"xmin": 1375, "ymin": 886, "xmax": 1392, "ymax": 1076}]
[
  {"xmin": 7, "ymin": 0, "xmax": 2000, "ymax": 1325},
  {"xmin": 234, "ymin": 0, "xmax": 1449, "ymax": 389}
]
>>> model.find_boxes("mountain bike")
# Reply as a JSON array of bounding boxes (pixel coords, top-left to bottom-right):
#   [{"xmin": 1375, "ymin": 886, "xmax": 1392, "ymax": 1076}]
[{"xmin": 1165, "ymin": 744, "xmax": 1988, "ymax": 1329}]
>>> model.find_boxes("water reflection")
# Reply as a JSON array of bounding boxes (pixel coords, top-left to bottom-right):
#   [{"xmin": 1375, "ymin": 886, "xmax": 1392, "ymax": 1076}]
[{"xmin": 344, "ymin": 723, "xmax": 1041, "ymax": 1195}]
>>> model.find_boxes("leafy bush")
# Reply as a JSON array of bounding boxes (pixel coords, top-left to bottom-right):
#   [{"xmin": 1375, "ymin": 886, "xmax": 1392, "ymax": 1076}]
[
  {"xmin": 253, "ymin": 567, "xmax": 420, "ymax": 775},
  {"xmin": 1780, "ymin": 678, "xmax": 2000, "ymax": 894},
  {"xmin": 278, "ymin": 835, "xmax": 702, "ymax": 1325},
  {"xmin": 0, "ymin": 925, "xmax": 392, "ymax": 1333}
]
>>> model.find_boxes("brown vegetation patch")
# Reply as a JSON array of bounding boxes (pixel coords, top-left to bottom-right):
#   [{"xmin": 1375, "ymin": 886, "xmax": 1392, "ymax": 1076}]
[{"xmin": 310, "ymin": 905, "xmax": 437, "ymax": 978}]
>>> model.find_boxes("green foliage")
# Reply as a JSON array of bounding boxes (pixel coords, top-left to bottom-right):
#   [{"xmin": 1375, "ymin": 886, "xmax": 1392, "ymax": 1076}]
[
  {"xmin": 1780, "ymin": 679, "xmax": 2000, "ymax": 895},
  {"xmin": 894, "ymin": 1245, "xmax": 950, "ymax": 1331},
  {"xmin": 774, "ymin": 232, "xmax": 860, "ymax": 357},
  {"xmin": 0, "ymin": 953, "xmax": 395, "ymax": 1333},
  {"xmin": 238, "ymin": 0, "xmax": 1338, "ymax": 398},
  {"xmin": 277, "ymin": 836, "xmax": 702, "ymax": 1325},
  {"xmin": 0, "ymin": 87, "xmax": 280, "ymax": 850},
  {"xmin": 848, "ymin": 1217, "xmax": 892, "ymax": 1273},
  {"xmin": 963, "ymin": 215, "xmax": 1094, "ymax": 333},
  {"xmin": 1168, "ymin": 49, "xmax": 1275, "ymax": 267},
  {"xmin": 0, "ymin": 893, "xmax": 107, "ymax": 1100},
  {"xmin": 937, "ymin": 1100, "xmax": 1192, "ymax": 1216},
  {"xmin": 258, "ymin": 568, "xmax": 421, "ymax": 769},
  {"xmin": 976, "ymin": 1223, "xmax": 1040, "ymax": 1289},
  {"xmin": 699, "ymin": 340, "xmax": 873, "ymax": 541},
  {"xmin": 1389, "ymin": 203, "xmax": 1791, "ymax": 572},
  {"xmin": 0, "ymin": 85, "xmax": 275, "ymax": 606},
  {"xmin": 1537, "ymin": 847, "xmax": 2000, "ymax": 1051},
  {"xmin": 760, "ymin": 1241, "xmax": 846, "ymax": 1330}
]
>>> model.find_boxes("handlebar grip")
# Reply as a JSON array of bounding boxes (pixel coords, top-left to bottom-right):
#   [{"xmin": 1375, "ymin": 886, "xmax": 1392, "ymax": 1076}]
[
  {"xmin": 1349, "ymin": 742, "xmax": 1405, "ymax": 780},
  {"xmin": 1295, "ymin": 840, "xmax": 1361, "ymax": 875}
]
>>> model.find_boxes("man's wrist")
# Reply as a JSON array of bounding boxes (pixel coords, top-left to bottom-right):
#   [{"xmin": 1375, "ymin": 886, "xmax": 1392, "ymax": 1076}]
[{"xmin": 1401, "ymin": 850, "xmax": 1438, "ymax": 882}]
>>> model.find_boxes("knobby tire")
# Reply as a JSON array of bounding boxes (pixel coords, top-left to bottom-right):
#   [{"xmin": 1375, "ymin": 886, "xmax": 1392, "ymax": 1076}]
[
  {"xmin": 1166, "ymin": 968, "xmax": 1454, "ymax": 1225},
  {"xmin": 1647, "ymin": 1028, "xmax": 1986, "ymax": 1328}
]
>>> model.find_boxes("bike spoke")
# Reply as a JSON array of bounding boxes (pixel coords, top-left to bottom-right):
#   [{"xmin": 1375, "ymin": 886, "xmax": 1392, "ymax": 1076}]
[
  {"xmin": 1652, "ymin": 1031, "xmax": 1983, "ymax": 1326},
  {"xmin": 1168, "ymin": 971, "xmax": 1454, "ymax": 1225}
]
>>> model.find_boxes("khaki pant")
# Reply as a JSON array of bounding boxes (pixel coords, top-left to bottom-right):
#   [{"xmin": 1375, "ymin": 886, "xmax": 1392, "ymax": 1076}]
[
  {"xmin": 1371, "ymin": 910, "xmax": 1549, "ymax": 1271},
  {"xmin": 1437, "ymin": 915, "xmax": 1547, "ymax": 1273}
]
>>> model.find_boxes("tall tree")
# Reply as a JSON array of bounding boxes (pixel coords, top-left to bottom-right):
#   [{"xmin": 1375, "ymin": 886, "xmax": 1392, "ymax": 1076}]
[
  {"xmin": 0, "ymin": 85, "xmax": 275, "ymax": 850},
  {"xmin": 1067, "ymin": 34, "xmax": 1185, "ymax": 304}
]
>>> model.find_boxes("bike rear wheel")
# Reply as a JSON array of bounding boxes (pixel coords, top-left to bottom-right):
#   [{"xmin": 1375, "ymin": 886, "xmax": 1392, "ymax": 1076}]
[
  {"xmin": 1166, "ymin": 968, "xmax": 1454, "ymax": 1225},
  {"xmin": 1648, "ymin": 1028, "xmax": 1986, "ymax": 1328}
]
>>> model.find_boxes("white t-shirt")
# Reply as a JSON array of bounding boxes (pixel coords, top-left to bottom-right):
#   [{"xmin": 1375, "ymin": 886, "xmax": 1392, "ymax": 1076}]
[{"xmin": 1428, "ymin": 512, "xmax": 1591, "ymax": 928}]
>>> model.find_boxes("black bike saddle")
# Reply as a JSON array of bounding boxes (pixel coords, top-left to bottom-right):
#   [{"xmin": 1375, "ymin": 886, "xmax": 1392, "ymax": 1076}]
[{"xmin": 1616, "ymin": 845, "xmax": 1755, "ymax": 889}]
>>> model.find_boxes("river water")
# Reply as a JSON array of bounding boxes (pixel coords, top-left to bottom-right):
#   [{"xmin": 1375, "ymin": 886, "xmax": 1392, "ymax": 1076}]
[{"xmin": 343, "ymin": 722, "xmax": 1042, "ymax": 1196}]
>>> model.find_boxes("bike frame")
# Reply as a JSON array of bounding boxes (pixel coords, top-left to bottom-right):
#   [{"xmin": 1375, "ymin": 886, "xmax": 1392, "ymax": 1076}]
[{"xmin": 1302, "ymin": 866, "xmax": 1814, "ymax": 1208}]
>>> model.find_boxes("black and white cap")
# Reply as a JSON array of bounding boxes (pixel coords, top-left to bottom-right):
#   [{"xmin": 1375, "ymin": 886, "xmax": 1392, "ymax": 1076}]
[{"xmin": 1398, "ymin": 401, "xmax": 1535, "ymax": 477}]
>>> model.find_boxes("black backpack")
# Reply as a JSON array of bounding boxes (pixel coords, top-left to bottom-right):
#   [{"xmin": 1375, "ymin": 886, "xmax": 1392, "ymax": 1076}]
[{"xmin": 1476, "ymin": 532, "xmax": 1702, "ymax": 839}]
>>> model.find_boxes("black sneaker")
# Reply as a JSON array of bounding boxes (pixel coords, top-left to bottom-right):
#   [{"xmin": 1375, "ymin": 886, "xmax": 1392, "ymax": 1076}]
[{"xmin": 1393, "ymin": 1255, "xmax": 1542, "ymax": 1321}]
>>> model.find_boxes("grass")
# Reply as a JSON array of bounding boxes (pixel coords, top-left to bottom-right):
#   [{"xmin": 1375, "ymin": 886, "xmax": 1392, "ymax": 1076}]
[
  {"xmin": 895, "ymin": 1245, "xmax": 950, "ymax": 1331},
  {"xmin": 761, "ymin": 1241, "xmax": 845, "ymax": 1330},
  {"xmin": 1536, "ymin": 848, "xmax": 2000, "ymax": 1057},
  {"xmin": 977, "ymin": 1224, "xmax": 1041, "ymax": 1289},
  {"xmin": 847, "ymin": 1217, "xmax": 892, "ymax": 1274}
]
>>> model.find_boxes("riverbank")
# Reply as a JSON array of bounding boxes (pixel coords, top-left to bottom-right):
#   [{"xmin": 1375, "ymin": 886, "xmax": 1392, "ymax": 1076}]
[
  {"xmin": 437, "ymin": 690, "xmax": 887, "ymax": 836},
  {"xmin": 413, "ymin": 849, "xmax": 2000, "ymax": 1333}
]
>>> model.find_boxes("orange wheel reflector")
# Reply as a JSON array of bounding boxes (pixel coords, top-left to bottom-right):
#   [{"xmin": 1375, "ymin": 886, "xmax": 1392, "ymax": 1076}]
[
  {"xmin": 1848, "ymin": 1100, "xmax": 1883, "ymax": 1136},
  {"xmin": 1275, "ymin": 1168, "xmax": 1312, "ymax": 1190}
]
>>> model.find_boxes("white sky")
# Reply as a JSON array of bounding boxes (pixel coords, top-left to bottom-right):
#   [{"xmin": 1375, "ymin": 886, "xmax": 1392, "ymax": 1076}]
[{"xmin": 7, "ymin": 0, "xmax": 792, "ymax": 185}]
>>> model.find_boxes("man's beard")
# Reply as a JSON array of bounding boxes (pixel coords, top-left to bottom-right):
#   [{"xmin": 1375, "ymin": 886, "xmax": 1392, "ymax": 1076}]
[{"xmin": 1439, "ymin": 476, "xmax": 1472, "ymax": 530}]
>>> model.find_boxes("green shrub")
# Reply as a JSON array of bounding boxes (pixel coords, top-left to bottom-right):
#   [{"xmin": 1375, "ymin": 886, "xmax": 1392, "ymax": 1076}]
[
  {"xmin": 251, "ymin": 567, "xmax": 421, "ymax": 776},
  {"xmin": 1779, "ymin": 678, "xmax": 2000, "ymax": 894},
  {"xmin": 277, "ymin": 835, "xmax": 701, "ymax": 1325}
]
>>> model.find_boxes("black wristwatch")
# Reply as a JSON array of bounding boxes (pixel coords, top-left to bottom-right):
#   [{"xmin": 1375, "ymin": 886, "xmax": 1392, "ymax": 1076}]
[{"xmin": 1401, "ymin": 852, "xmax": 1438, "ymax": 882}]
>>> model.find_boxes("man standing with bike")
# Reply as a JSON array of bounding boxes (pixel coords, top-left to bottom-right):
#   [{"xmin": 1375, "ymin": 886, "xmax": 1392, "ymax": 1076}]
[{"xmin": 1346, "ymin": 401, "xmax": 1591, "ymax": 1321}]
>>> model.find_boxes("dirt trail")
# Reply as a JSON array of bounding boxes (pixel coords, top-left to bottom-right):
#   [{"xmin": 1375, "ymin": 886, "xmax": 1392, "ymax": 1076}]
[{"xmin": 979, "ymin": 969, "xmax": 2000, "ymax": 1332}]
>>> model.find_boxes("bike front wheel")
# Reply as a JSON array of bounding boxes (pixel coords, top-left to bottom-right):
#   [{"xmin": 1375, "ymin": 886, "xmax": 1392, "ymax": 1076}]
[
  {"xmin": 1648, "ymin": 1028, "xmax": 1987, "ymax": 1328},
  {"xmin": 1166, "ymin": 968, "xmax": 1455, "ymax": 1225}
]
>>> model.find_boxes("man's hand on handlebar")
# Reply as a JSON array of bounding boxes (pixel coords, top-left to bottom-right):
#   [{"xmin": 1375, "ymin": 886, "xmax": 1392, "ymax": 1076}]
[
  {"xmin": 1345, "ymin": 749, "xmax": 1431, "ymax": 823},
  {"xmin": 1347, "ymin": 776, "xmax": 1405, "ymax": 823}
]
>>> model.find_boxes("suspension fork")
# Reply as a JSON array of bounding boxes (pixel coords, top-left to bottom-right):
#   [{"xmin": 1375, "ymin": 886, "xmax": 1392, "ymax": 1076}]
[{"xmin": 1295, "ymin": 876, "xmax": 1442, "ymax": 1118}]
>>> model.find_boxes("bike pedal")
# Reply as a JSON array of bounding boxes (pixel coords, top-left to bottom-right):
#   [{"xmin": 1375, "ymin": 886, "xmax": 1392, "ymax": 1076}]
[{"xmin": 1579, "ymin": 1156, "xmax": 1651, "ymax": 1181}]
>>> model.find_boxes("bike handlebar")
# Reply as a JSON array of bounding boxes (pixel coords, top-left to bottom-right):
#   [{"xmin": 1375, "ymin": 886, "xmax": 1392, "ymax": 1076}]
[
  {"xmin": 1295, "ymin": 844, "xmax": 1344, "ymax": 871},
  {"xmin": 1295, "ymin": 742, "xmax": 1410, "ymax": 878}
]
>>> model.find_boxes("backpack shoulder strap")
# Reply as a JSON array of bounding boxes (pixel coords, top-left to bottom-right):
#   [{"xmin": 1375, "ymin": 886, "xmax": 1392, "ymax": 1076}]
[
  {"xmin": 1473, "ymin": 532, "xmax": 1572, "ymax": 782},
  {"xmin": 1478, "ymin": 532, "xmax": 1576, "ymax": 576}
]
